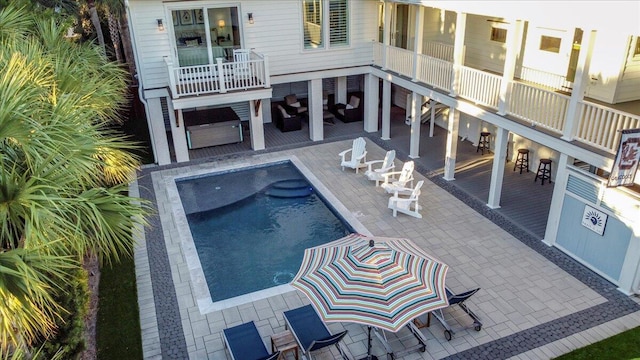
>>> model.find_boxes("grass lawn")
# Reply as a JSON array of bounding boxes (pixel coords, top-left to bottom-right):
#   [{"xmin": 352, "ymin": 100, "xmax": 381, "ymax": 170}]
[
  {"xmin": 96, "ymin": 256, "xmax": 143, "ymax": 360},
  {"xmin": 554, "ymin": 325, "xmax": 640, "ymax": 359}
]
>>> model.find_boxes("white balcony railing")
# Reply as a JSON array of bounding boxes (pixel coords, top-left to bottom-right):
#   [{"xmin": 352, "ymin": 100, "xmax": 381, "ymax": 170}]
[
  {"xmin": 517, "ymin": 66, "xmax": 573, "ymax": 91},
  {"xmin": 509, "ymin": 82, "xmax": 570, "ymax": 133},
  {"xmin": 458, "ymin": 67, "xmax": 502, "ymax": 109},
  {"xmin": 422, "ymin": 41, "xmax": 454, "ymax": 62},
  {"xmin": 415, "ymin": 55, "xmax": 453, "ymax": 92},
  {"xmin": 576, "ymin": 102, "xmax": 640, "ymax": 153},
  {"xmin": 373, "ymin": 42, "xmax": 640, "ymax": 154},
  {"xmin": 385, "ymin": 46, "xmax": 415, "ymax": 77},
  {"xmin": 165, "ymin": 50, "xmax": 269, "ymax": 98}
]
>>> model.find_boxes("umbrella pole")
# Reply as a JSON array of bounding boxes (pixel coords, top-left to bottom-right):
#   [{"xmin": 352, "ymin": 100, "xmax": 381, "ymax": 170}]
[{"xmin": 358, "ymin": 326, "xmax": 378, "ymax": 360}]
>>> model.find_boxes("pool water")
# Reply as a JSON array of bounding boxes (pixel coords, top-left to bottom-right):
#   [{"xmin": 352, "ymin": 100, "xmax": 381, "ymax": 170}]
[{"xmin": 177, "ymin": 162, "xmax": 351, "ymax": 302}]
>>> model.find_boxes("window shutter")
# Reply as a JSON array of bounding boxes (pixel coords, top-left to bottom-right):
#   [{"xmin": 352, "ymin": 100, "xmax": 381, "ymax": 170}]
[{"xmin": 329, "ymin": 0, "xmax": 348, "ymax": 47}]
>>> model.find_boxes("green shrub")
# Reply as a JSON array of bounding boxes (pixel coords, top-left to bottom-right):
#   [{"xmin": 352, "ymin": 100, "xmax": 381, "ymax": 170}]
[{"xmin": 38, "ymin": 268, "xmax": 90, "ymax": 359}]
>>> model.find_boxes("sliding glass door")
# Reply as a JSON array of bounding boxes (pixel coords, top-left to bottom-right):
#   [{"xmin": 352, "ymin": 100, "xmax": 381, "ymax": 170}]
[{"xmin": 171, "ymin": 7, "xmax": 241, "ymax": 67}]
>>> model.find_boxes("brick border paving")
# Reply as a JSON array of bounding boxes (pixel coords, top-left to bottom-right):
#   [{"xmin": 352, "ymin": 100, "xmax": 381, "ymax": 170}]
[{"xmin": 135, "ymin": 135, "xmax": 640, "ymax": 360}]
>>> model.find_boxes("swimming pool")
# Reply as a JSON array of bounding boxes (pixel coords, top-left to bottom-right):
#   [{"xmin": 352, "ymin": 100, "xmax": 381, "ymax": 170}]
[{"xmin": 177, "ymin": 162, "xmax": 352, "ymax": 303}]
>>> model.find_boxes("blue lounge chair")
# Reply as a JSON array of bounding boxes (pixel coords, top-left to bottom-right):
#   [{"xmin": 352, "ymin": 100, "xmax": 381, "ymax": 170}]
[
  {"xmin": 431, "ymin": 287, "xmax": 483, "ymax": 341},
  {"xmin": 223, "ymin": 321, "xmax": 280, "ymax": 360},
  {"xmin": 283, "ymin": 305, "xmax": 351, "ymax": 360}
]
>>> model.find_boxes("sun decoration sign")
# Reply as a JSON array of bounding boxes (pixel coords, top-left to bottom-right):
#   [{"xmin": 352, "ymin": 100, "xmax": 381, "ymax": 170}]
[{"xmin": 581, "ymin": 205, "xmax": 608, "ymax": 236}]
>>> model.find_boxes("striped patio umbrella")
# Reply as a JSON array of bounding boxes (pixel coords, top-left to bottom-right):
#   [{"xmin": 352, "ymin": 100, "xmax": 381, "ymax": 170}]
[{"xmin": 290, "ymin": 233, "xmax": 449, "ymax": 333}]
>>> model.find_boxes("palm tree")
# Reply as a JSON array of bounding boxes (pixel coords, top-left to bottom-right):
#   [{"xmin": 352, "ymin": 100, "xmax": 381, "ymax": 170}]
[{"xmin": 0, "ymin": 4, "xmax": 148, "ymax": 354}]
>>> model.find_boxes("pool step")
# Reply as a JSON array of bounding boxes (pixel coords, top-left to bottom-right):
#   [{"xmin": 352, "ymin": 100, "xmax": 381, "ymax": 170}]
[{"xmin": 266, "ymin": 179, "xmax": 313, "ymax": 198}]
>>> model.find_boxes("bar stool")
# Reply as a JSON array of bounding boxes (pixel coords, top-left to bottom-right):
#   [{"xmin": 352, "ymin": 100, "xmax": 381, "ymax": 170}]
[
  {"xmin": 534, "ymin": 158, "xmax": 552, "ymax": 185},
  {"xmin": 513, "ymin": 149, "xmax": 529, "ymax": 174},
  {"xmin": 476, "ymin": 132, "xmax": 491, "ymax": 155}
]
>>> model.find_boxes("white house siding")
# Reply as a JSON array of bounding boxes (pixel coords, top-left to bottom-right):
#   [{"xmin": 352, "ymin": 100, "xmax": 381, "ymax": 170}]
[
  {"xmin": 462, "ymin": 15, "xmax": 506, "ymax": 74},
  {"xmin": 615, "ymin": 37, "xmax": 640, "ymax": 103},
  {"xmin": 521, "ymin": 25, "xmax": 573, "ymax": 78},
  {"xmin": 585, "ymin": 30, "xmax": 629, "ymax": 103},
  {"xmin": 242, "ymin": 0, "xmax": 378, "ymax": 77},
  {"xmin": 128, "ymin": 0, "xmax": 171, "ymax": 90},
  {"xmin": 421, "ymin": 7, "xmax": 455, "ymax": 49},
  {"xmin": 128, "ymin": 0, "xmax": 378, "ymax": 92}
]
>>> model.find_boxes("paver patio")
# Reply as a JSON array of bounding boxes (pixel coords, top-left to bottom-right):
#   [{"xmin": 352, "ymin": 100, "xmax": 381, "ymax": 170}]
[{"xmin": 134, "ymin": 138, "xmax": 640, "ymax": 360}]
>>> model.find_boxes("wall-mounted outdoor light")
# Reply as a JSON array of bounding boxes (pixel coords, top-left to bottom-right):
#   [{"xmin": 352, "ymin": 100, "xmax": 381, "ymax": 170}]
[
  {"xmin": 157, "ymin": 19, "xmax": 164, "ymax": 31},
  {"xmin": 248, "ymin": 13, "xmax": 254, "ymax": 24}
]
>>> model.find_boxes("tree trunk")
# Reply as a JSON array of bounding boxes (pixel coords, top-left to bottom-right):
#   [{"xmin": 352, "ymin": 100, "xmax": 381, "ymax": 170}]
[
  {"xmin": 87, "ymin": 0, "xmax": 106, "ymax": 54},
  {"xmin": 107, "ymin": 11, "xmax": 122, "ymax": 63},
  {"xmin": 118, "ymin": 15, "xmax": 137, "ymax": 84}
]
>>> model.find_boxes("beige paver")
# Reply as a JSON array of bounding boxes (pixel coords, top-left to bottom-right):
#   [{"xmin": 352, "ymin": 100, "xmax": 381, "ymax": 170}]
[{"xmin": 134, "ymin": 139, "xmax": 639, "ymax": 360}]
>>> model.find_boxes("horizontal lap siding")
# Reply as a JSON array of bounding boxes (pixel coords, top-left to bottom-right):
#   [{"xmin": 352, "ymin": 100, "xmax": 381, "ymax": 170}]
[
  {"xmin": 250, "ymin": 0, "xmax": 377, "ymax": 76},
  {"xmin": 130, "ymin": 2, "xmax": 171, "ymax": 89},
  {"xmin": 463, "ymin": 15, "xmax": 506, "ymax": 74},
  {"xmin": 616, "ymin": 42, "xmax": 640, "ymax": 102},
  {"xmin": 130, "ymin": 0, "xmax": 378, "ymax": 93}
]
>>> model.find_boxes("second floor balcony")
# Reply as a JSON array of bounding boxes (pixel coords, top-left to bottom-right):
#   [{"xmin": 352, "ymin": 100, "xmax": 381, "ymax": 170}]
[
  {"xmin": 165, "ymin": 49, "xmax": 270, "ymax": 99},
  {"xmin": 373, "ymin": 42, "xmax": 640, "ymax": 155}
]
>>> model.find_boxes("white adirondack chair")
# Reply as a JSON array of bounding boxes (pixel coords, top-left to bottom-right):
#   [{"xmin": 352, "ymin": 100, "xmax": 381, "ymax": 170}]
[
  {"xmin": 339, "ymin": 137, "xmax": 367, "ymax": 173},
  {"xmin": 388, "ymin": 180, "xmax": 424, "ymax": 218},
  {"xmin": 364, "ymin": 150, "xmax": 396, "ymax": 186},
  {"xmin": 381, "ymin": 161, "xmax": 414, "ymax": 194}
]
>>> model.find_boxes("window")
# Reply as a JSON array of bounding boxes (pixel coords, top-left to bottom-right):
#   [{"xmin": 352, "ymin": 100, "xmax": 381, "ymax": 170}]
[
  {"xmin": 303, "ymin": 0, "xmax": 323, "ymax": 48},
  {"xmin": 490, "ymin": 27, "xmax": 507, "ymax": 43},
  {"xmin": 329, "ymin": 0, "xmax": 348, "ymax": 46},
  {"xmin": 171, "ymin": 7, "xmax": 240, "ymax": 66},
  {"xmin": 540, "ymin": 35, "xmax": 561, "ymax": 53},
  {"xmin": 303, "ymin": 0, "xmax": 349, "ymax": 50}
]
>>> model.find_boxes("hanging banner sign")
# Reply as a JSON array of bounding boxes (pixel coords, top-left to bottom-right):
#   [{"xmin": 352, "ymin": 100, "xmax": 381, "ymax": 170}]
[{"xmin": 607, "ymin": 128, "xmax": 640, "ymax": 187}]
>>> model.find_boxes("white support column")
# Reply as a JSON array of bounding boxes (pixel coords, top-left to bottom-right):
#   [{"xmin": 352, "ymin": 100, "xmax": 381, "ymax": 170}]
[
  {"xmin": 308, "ymin": 79, "xmax": 324, "ymax": 141},
  {"xmin": 450, "ymin": 12, "xmax": 466, "ymax": 97},
  {"xmin": 364, "ymin": 74, "xmax": 379, "ymax": 133},
  {"xmin": 429, "ymin": 100, "xmax": 435, "ymax": 138},
  {"xmin": 443, "ymin": 107, "xmax": 460, "ymax": 181},
  {"xmin": 145, "ymin": 97, "xmax": 171, "ymax": 165},
  {"xmin": 617, "ymin": 232, "xmax": 640, "ymax": 295},
  {"xmin": 248, "ymin": 100, "xmax": 265, "ymax": 150},
  {"xmin": 409, "ymin": 92, "xmax": 421, "ymax": 159},
  {"xmin": 336, "ymin": 76, "xmax": 347, "ymax": 105},
  {"xmin": 562, "ymin": 29, "xmax": 596, "ymax": 141},
  {"xmin": 497, "ymin": 20, "xmax": 524, "ymax": 115},
  {"xmin": 169, "ymin": 104, "xmax": 189, "ymax": 163},
  {"xmin": 412, "ymin": 6, "xmax": 424, "ymax": 81},
  {"xmin": 382, "ymin": 2, "xmax": 392, "ymax": 70},
  {"xmin": 542, "ymin": 153, "xmax": 570, "ymax": 246},
  {"xmin": 381, "ymin": 80, "xmax": 391, "ymax": 140},
  {"xmin": 487, "ymin": 127, "xmax": 509, "ymax": 209}
]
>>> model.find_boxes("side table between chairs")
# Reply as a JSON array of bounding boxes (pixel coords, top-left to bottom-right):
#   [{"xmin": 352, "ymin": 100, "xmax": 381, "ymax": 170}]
[{"xmin": 271, "ymin": 330, "xmax": 299, "ymax": 360}]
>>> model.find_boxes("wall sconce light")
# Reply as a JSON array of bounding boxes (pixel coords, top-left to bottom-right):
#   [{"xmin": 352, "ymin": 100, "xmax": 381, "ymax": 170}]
[
  {"xmin": 157, "ymin": 19, "xmax": 164, "ymax": 31},
  {"xmin": 218, "ymin": 19, "xmax": 226, "ymax": 28},
  {"xmin": 248, "ymin": 13, "xmax": 254, "ymax": 24}
]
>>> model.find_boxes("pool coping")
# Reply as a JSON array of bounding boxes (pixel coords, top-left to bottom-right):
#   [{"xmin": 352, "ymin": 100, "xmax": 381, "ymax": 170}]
[{"xmin": 165, "ymin": 154, "xmax": 372, "ymax": 314}]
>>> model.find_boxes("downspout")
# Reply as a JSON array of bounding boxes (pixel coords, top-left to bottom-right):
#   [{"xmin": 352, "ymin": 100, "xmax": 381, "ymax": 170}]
[{"xmin": 125, "ymin": 0, "xmax": 159, "ymax": 165}]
